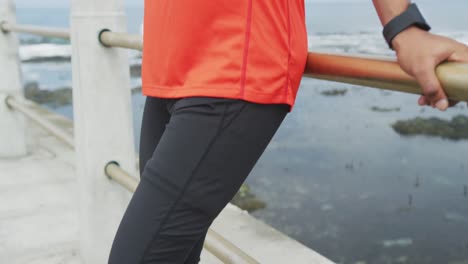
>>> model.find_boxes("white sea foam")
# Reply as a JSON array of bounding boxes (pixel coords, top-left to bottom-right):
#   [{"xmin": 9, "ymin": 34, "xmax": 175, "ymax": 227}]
[
  {"xmin": 309, "ymin": 31, "xmax": 468, "ymax": 56},
  {"xmin": 19, "ymin": 43, "xmax": 142, "ymax": 64},
  {"xmin": 20, "ymin": 43, "xmax": 71, "ymax": 62},
  {"xmin": 309, "ymin": 32, "xmax": 392, "ymax": 56}
]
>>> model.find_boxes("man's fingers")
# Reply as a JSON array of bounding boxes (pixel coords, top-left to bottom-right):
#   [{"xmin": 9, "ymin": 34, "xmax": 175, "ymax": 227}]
[
  {"xmin": 448, "ymin": 99, "xmax": 459, "ymax": 107},
  {"xmin": 418, "ymin": 95, "xmax": 428, "ymax": 106},
  {"xmin": 418, "ymin": 96, "xmax": 458, "ymax": 108},
  {"xmin": 413, "ymin": 67, "xmax": 448, "ymax": 111}
]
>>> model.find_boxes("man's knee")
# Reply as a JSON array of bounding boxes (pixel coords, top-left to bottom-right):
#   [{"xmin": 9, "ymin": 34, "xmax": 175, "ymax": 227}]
[{"xmin": 140, "ymin": 201, "xmax": 212, "ymax": 263}]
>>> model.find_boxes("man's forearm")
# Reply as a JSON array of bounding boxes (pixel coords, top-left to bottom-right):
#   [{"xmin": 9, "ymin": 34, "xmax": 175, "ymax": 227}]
[{"xmin": 372, "ymin": 0, "xmax": 410, "ymax": 26}]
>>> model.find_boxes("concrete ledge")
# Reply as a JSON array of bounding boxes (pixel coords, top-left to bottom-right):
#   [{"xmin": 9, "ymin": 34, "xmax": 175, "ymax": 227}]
[
  {"xmin": 211, "ymin": 204, "xmax": 334, "ymax": 264},
  {"xmin": 0, "ymin": 110, "xmax": 80, "ymax": 263}
]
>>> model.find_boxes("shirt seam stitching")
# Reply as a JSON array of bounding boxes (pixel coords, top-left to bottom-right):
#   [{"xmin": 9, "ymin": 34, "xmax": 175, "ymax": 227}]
[
  {"xmin": 240, "ymin": 0, "xmax": 253, "ymax": 97},
  {"xmin": 284, "ymin": 0, "xmax": 292, "ymax": 102}
]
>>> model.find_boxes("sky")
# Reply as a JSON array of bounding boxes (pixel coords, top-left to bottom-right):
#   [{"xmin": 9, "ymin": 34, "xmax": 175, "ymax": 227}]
[
  {"xmin": 12, "ymin": 0, "xmax": 372, "ymax": 8},
  {"xmin": 12, "ymin": 0, "xmax": 438, "ymax": 9}
]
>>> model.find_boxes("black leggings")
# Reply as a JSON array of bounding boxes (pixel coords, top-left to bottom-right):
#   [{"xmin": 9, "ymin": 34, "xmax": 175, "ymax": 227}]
[{"xmin": 108, "ymin": 96, "xmax": 289, "ymax": 263}]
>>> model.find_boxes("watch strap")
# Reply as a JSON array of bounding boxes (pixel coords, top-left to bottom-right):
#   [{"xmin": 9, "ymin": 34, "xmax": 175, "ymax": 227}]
[{"xmin": 383, "ymin": 3, "xmax": 431, "ymax": 49}]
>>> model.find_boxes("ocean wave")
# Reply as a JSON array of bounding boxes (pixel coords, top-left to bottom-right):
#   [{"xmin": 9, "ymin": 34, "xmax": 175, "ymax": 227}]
[
  {"xmin": 19, "ymin": 43, "xmax": 142, "ymax": 64},
  {"xmin": 309, "ymin": 31, "xmax": 468, "ymax": 56},
  {"xmin": 309, "ymin": 32, "xmax": 391, "ymax": 56},
  {"xmin": 20, "ymin": 43, "xmax": 71, "ymax": 63},
  {"xmin": 20, "ymin": 36, "xmax": 70, "ymax": 46}
]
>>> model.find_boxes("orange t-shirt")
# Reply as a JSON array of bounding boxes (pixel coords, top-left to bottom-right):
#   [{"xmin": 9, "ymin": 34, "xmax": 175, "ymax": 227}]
[{"xmin": 141, "ymin": 0, "xmax": 308, "ymax": 109}]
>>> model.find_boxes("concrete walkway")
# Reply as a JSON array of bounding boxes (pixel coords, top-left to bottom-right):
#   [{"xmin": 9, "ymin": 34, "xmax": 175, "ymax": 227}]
[{"xmin": 0, "ymin": 101, "xmax": 334, "ymax": 264}]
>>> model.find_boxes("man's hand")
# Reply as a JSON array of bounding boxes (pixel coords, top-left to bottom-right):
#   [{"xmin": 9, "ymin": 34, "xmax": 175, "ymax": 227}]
[{"xmin": 392, "ymin": 27, "xmax": 468, "ymax": 111}]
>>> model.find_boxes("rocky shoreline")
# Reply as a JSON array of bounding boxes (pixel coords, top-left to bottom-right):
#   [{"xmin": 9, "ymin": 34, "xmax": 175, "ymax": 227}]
[
  {"xmin": 23, "ymin": 82, "xmax": 144, "ymax": 108},
  {"xmin": 24, "ymin": 82, "xmax": 72, "ymax": 108}
]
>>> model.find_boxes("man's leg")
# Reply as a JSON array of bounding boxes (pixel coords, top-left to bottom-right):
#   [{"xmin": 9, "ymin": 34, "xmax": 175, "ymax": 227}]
[
  {"xmin": 108, "ymin": 97, "xmax": 289, "ymax": 264},
  {"xmin": 109, "ymin": 95, "xmax": 170, "ymax": 263},
  {"xmin": 138, "ymin": 96, "xmax": 171, "ymax": 176},
  {"xmin": 183, "ymin": 232, "xmax": 207, "ymax": 264}
]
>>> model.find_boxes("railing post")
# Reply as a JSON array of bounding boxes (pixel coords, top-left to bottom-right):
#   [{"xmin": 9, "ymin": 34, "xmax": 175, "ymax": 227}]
[
  {"xmin": 0, "ymin": 0, "xmax": 27, "ymax": 157},
  {"xmin": 70, "ymin": 0, "xmax": 137, "ymax": 263}
]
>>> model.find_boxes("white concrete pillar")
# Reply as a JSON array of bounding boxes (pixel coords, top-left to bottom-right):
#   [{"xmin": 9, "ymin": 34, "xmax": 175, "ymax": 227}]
[
  {"xmin": 70, "ymin": 1, "xmax": 137, "ymax": 263},
  {"xmin": 0, "ymin": 0, "xmax": 27, "ymax": 157}
]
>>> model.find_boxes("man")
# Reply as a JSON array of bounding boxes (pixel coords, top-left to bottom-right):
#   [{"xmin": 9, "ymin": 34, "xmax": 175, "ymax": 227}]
[{"xmin": 108, "ymin": 1, "xmax": 468, "ymax": 263}]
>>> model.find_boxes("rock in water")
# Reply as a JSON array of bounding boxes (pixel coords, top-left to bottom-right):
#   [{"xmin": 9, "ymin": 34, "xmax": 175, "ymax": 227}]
[
  {"xmin": 131, "ymin": 86, "xmax": 142, "ymax": 95},
  {"xmin": 392, "ymin": 115, "xmax": 468, "ymax": 140},
  {"xmin": 320, "ymin": 89, "xmax": 347, "ymax": 96},
  {"xmin": 24, "ymin": 82, "xmax": 73, "ymax": 108},
  {"xmin": 370, "ymin": 106, "xmax": 400, "ymax": 112},
  {"xmin": 130, "ymin": 64, "xmax": 141, "ymax": 78},
  {"xmin": 230, "ymin": 184, "xmax": 266, "ymax": 212}
]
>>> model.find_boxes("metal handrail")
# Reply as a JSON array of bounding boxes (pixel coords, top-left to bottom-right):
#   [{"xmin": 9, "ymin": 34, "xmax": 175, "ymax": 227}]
[
  {"xmin": 104, "ymin": 162, "xmax": 139, "ymax": 192},
  {"xmin": 5, "ymin": 96, "xmax": 75, "ymax": 148},
  {"xmin": 305, "ymin": 52, "xmax": 468, "ymax": 102},
  {"xmin": 104, "ymin": 162, "xmax": 260, "ymax": 264},
  {"xmin": 99, "ymin": 30, "xmax": 142, "ymax": 51},
  {"xmin": 1, "ymin": 22, "xmax": 70, "ymax": 40},
  {"xmin": 205, "ymin": 230, "xmax": 260, "ymax": 264}
]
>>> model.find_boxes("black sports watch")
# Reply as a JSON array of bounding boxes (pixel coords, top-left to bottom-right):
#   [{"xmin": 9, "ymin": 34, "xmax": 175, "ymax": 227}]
[{"xmin": 383, "ymin": 3, "xmax": 431, "ymax": 50}]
